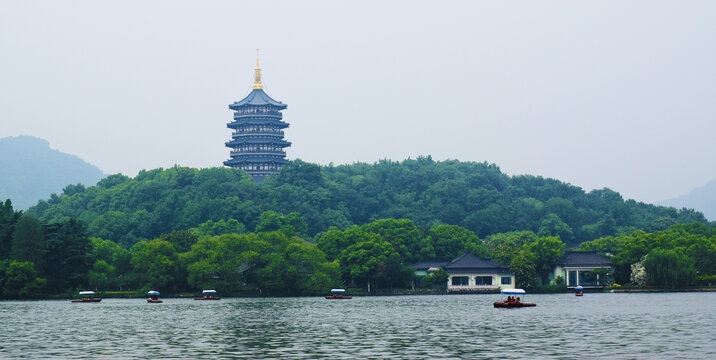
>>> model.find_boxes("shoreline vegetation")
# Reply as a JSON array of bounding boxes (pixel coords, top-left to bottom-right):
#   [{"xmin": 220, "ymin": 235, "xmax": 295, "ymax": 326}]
[
  {"xmin": 13, "ymin": 286, "xmax": 716, "ymax": 301},
  {"xmin": 1, "ymin": 160, "xmax": 715, "ymax": 299}
]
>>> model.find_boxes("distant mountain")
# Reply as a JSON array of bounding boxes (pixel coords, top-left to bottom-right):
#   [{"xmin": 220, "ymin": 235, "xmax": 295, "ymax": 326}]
[
  {"xmin": 659, "ymin": 179, "xmax": 716, "ymax": 221},
  {"xmin": 0, "ymin": 135, "xmax": 105, "ymax": 210}
]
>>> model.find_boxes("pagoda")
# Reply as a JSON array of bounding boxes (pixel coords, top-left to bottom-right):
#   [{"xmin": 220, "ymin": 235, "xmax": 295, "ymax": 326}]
[{"xmin": 224, "ymin": 50, "xmax": 290, "ymax": 180}]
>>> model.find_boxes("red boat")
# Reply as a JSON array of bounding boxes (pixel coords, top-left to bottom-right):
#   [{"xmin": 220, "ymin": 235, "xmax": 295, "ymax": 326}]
[
  {"xmin": 493, "ymin": 289, "xmax": 536, "ymax": 308},
  {"xmin": 494, "ymin": 301, "xmax": 536, "ymax": 308},
  {"xmin": 325, "ymin": 289, "xmax": 352, "ymax": 299},
  {"xmin": 147, "ymin": 290, "xmax": 163, "ymax": 303},
  {"xmin": 194, "ymin": 289, "xmax": 221, "ymax": 300},
  {"xmin": 72, "ymin": 291, "xmax": 102, "ymax": 303}
]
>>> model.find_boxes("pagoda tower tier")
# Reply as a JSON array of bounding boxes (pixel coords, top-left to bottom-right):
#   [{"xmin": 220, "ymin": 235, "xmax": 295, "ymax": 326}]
[{"xmin": 224, "ymin": 51, "xmax": 290, "ymax": 180}]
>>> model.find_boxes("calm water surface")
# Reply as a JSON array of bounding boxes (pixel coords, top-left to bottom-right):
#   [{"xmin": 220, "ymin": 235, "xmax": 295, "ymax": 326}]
[{"xmin": 1, "ymin": 293, "xmax": 715, "ymax": 359}]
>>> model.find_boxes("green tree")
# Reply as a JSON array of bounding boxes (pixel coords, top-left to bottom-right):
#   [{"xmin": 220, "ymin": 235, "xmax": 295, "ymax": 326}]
[
  {"xmin": 337, "ymin": 235, "xmax": 411, "ymax": 291},
  {"xmin": 509, "ymin": 250, "xmax": 538, "ymax": 290},
  {"xmin": 160, "ymin": 230, "xmax": 198, "ymax": 252},
  {"xmin": 0, "ymin": 199, "xmax": 21, "ymax": 260},
  {"xmin": 428, "ymin": 224, "xmax": 486, "ymax": 260},
  {"xmin": 42, "ymin": 219, "xmax": 91, "ymax": 291},
  {"xmin": 360, "ymin": 218, "xmax": 423, "ymax": 262},
  {"xmin": 256, "ymin": 211, "xmax": 308, "ymax": 236},
  {"xmin": 11, "ymin": 215, "xmax": 44, "ymax": 270},
  {"xmin": 191, "ymin": 219, "xmax": 246, "ymax": 238},
  {"xmin": 2, "ymin": 261, "xmax": 46, "ymax": 298},
  {"xmin": 88, "ymin": 260, "xmax": 115, "ymax": 291},
  {"xmin": 420, "ymin": 269, "xmax": 448, "ymax": 289},
  {"xmin": 537, "ymin": 214, "xmax": 574, "ymax": 244},
  {"xmin": 130, "ymin": 239, "xmax": 180, "ymax": 291},
  {"xmin": 643, "ymin": 248, "xmax": 697, "ymax": 289},
  {"xmin": 182, "ymin": 233, "xmax": 267, "ymax": 292},
  {"xmin": 485, "ymin": 231, "xmax": 537, "ymax": 266},
  {"xmin": 89, "ymin": 237, "xmax": 131, "ymax": 290},
  {"xmin": 527, "ymin": 236, "xmax": 565, "ymax": 284},
  {"xmin": 258, "ymin": 238, "xmax": 341, "ymax": 295}
]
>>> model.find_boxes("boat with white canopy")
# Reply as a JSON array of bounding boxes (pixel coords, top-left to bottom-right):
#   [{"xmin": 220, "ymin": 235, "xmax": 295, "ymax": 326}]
[
  {"xmin": 71, "ymin": 291, "xmax": 102, "ymax": 303},
  {"xmin": 325, "ymin": 288, "xmax": 352, "ymax": 300},
  {"xmin": 493, "ymin": 288, "xmax": 535, "ymax": 308},
  {"xmin": 575, "ymin": 286, "xmax": 583, "ymax": 296},
  {"xmin": 194, "ymin": 289, "xmax": 221, "ymax": 300}
]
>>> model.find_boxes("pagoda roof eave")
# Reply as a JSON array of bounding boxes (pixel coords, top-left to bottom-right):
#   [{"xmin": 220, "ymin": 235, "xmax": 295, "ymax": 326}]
[
  {"xmin": 224, "ymin": 157, "xmax": 289, "ymax": 165},
  {"xmin": 229, "ymin": 89, "xmax": 287, "ymax": 109},
  {"xmin": 225, "ymin": 139, "xmax": 291, "ymax": 147},
  {"xmin": 227, "ymin": 120, "xmax": 289, "ymax": 129}
]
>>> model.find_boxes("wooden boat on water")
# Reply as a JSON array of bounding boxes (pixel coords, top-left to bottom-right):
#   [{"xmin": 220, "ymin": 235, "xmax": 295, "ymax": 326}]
[
  {"xmin": 71, "ymin": 291, "xmax": 102, "ymax": 303},
  {"xmin": 147, "ymin": 290, "xmax": 163, "ymax": 303},
  {"xmin": 575, "ymin": 286, "xmax": 583, "ymax": 296},
  {"xmin": 493, "ymin": 288, "xmax": 535, "ymax": 308},
  {"xmin": 194, "ymin": 289, "xmax": 221, "ymax": 300},
  {"xmin": 325, "ymin": 288, "xmax": 352, "ymax": 300}
]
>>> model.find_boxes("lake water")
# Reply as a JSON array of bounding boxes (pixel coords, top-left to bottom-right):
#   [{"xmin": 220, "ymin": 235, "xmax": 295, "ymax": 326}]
[{"xmin": 1, "ymin": 292, "xmax": 715, "ymax": 359}]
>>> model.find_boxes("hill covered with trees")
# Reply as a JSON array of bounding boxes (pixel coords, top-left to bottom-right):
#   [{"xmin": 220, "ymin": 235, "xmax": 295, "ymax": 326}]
[
  {"xmin": 0, "ymin": 136, "xmax": 105, "ymax": 210},
  {"xmin": 27, "ymin": 157, "xmax": 707, "ymax": 248}
]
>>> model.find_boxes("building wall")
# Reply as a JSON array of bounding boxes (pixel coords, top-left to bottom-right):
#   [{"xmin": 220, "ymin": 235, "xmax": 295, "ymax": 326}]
[{"xmin": 446, "ymin": 273, "xmax": 515, "ymax": 291}]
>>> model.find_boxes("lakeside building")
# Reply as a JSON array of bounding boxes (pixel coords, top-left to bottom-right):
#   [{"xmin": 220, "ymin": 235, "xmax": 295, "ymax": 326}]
[
  {"xmin": 551, "ymin": 251, "xmax": 612, "ymax": 289},
  {"xmin": 224, "ymin": 51, "xmax": 290, "ymax": 180},
  {"xmin": 413, "ymin": 253, "xmax": 515, "ymax": 292}
]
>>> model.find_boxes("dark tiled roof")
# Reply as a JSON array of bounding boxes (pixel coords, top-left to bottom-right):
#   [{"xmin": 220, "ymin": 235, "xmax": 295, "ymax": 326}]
[
  {"xmin": 412, "ymin": 261, "xmax": 448, "ymax": 270},
  {"xmin": 444, "ymin": 253, "xmax": 508, "ymax": 270},
  {"xmin": 223, "ymin": 157, "xmax": 289, "ymax": 165},
  {"xmin": 225, "ymin": 138, "xmax": 291, "ymax": 146},
  {"xmin": 229, "ymin": 89, "xmax": 287, "ymax": 109},
  {"xmin": 556, "ymin": 251, "xmax": 611, "ymax": 267}
]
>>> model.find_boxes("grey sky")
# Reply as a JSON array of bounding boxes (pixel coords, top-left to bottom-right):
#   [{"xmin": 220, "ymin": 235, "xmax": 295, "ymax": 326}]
[{"xmin": 1, "ymin": 1, "xmax": 714, "ymax": 203}]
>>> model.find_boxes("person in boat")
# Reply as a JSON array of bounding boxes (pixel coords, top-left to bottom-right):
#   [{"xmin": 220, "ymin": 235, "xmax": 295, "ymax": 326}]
[
  {"xmin": 506, "ymin": 296, "xmax": 512, "ymax": 304},
  {"xmin": 516, "ymin": 297, "xmax": 521, "ymax": 304}
]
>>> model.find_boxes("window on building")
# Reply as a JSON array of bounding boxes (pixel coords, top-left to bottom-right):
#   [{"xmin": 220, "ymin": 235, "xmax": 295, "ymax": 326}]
[
  {"xmin": 501, "ymin": 276, "xmax": 512, "ymax": 285},
  {"xmin": 568, "ymin": 270, "xmax": 577, "ymax": 286},
  {"xmin": 451, "ymin": 276, "xmax": 469, "ymax": 286},
  {"xmin": 474, "ymin": 276, "xmax": 493, "ymax": 286},
  {"xmin": 579, "ymin": 271, "xmax": 596, "ymax": 286}
]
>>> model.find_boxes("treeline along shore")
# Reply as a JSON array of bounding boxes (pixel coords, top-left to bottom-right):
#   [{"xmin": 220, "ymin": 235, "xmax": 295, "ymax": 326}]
[{"xmin": 1, "ymin": 158, "xmax": 714, "ymax": 298}]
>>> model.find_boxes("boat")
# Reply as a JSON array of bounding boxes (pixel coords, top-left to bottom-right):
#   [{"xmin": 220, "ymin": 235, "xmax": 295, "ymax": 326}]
[
  {"xmin": 493, "ymin": 288, "xmax": 536, "ymax": 308},
  {"xmin": 325, "ymin": 288, "xmax": 352, "ymax": 299},
  {"xmin": 147, "ymin": 290, "xmax": 163, "ymax": 303},
  {"xmin": 194, "ymin": 289, "xmax": 221, "ymax": 300},
  {"xmin": 71, "ymin": 291, "xmax": 102, "ymax": 303},
  {"xmin": 575, "ymin": 286, "xmax": 583, "ymax": 296}
]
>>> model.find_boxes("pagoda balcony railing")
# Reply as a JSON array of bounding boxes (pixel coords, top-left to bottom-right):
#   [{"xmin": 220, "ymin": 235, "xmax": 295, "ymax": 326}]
[
  {"xmin": 232, "ymin": 131, "xmax": 285, "ymax": 137},
  {"xmin": 233, "ymin": 111, "xmax": 282, "ymax": 119},
  {"xmin": 230, "ymin": 150, "xmax": 286, "ymax": 156}
]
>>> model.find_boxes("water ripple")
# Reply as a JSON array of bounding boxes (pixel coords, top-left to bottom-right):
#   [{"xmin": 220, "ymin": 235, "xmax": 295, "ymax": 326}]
[{"xmin": 0, "ymin": 293, "xmax": 715, "ymax": 358}]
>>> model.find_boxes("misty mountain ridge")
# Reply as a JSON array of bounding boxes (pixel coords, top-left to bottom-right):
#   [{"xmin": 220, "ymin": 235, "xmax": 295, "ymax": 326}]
[
  {"xmin": 0, "ymin": 135, "xmax": 105, "ymax": 210},
  {"xmin": 659, "ymin": 179, "xmax": 716, "ymax": 221}
]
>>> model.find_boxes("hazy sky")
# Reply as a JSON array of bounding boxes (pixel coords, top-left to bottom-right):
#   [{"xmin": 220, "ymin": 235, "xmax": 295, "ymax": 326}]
[{"xmin": 1, "ymin": 1, "xmax": 714, "ymax": 203}]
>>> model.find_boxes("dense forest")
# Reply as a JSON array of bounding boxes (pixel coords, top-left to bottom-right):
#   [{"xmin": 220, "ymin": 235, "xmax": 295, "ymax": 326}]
[
  {"xmin": 27, "ymin": 158, "xmax": 708, "ymax": 248},
  {"xmin": 2, "ymin": 195, "xmax": 714, "ymax": 298},
  {"xmin": 2, "ymin": 158, "xmax": 712, "ymax": 298},
  {"xmin": 579, "ymin": 223, "xmax": 716, "ymax": 289}
]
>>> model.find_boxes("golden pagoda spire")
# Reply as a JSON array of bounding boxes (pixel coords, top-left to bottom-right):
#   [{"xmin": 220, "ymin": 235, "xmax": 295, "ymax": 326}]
[{"xmin": 253, "ymin": 48, "xmax": 263, "ymax": 89}]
